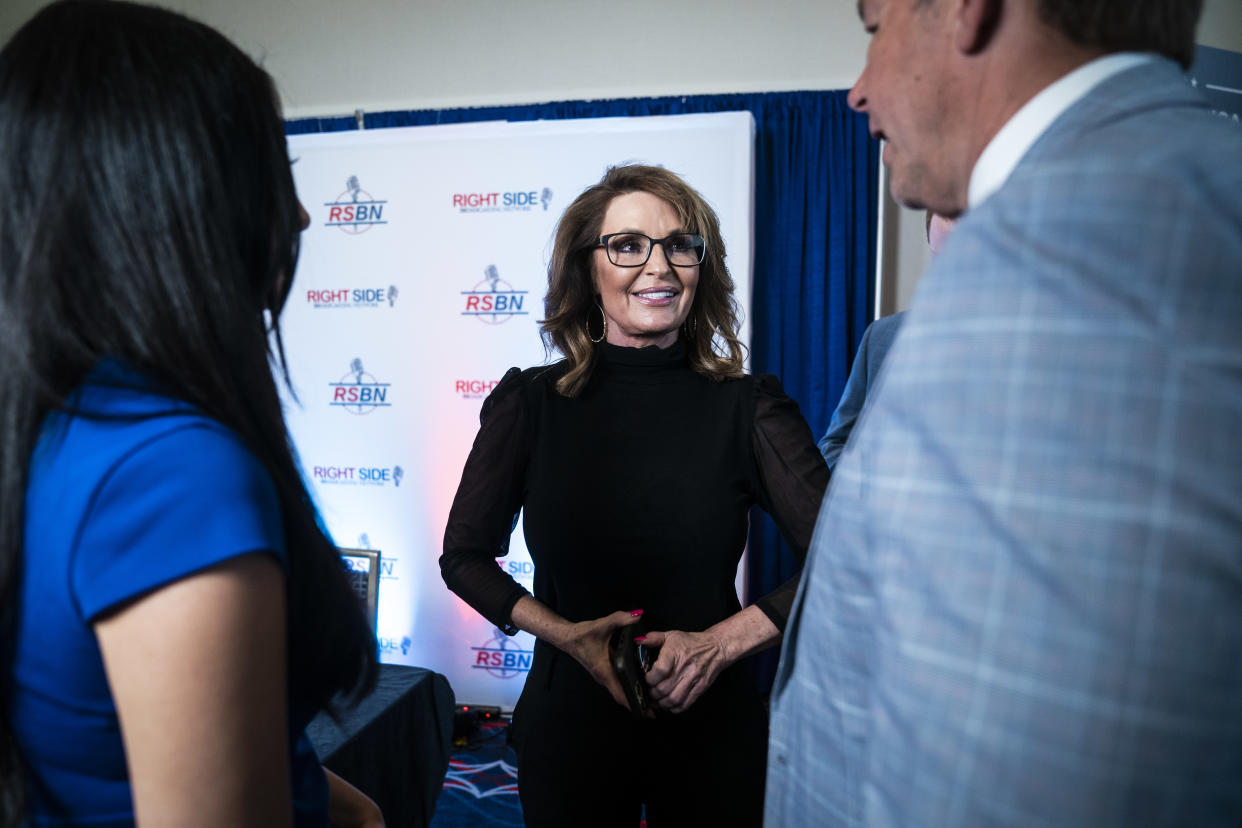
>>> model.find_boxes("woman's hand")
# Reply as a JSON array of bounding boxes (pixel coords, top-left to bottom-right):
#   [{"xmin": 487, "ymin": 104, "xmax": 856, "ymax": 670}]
[
  {"xmin": 640, "ymin": 629, "xmax": 730, "ymax": 714},
  {"xmin": 508, "ymin": 596, "xmax": 645, "ymax": 713},
  {"xmin": 559, "ymin": 609, "xmax": 646, "ymax": 712},
  {"xmin": 642, "ymin": 605, "xmax": 783, "ymax": 714}
]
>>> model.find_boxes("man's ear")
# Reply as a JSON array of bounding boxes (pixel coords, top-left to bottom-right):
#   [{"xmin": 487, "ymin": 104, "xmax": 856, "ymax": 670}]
[{"xmin": 955, "ymin": 0, "xmax": 1002, "ymax": 54}]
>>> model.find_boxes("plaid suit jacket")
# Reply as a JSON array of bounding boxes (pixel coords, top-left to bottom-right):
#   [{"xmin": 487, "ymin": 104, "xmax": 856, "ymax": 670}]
[{"xmin": 766, "ymin": 57, "xmax": 1242, "ymax": 827}]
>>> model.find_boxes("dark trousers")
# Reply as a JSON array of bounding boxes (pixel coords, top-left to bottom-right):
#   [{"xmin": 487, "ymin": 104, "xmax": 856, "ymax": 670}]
[{"xmin": 509, "ymin": 650, "xmax": 767, "ymax": 827}]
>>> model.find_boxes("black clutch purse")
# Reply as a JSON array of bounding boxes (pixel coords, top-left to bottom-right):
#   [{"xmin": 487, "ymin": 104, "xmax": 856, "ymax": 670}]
[{"xmin": 610, "ymin": 627, "xmax": 652, "ymax": 719}]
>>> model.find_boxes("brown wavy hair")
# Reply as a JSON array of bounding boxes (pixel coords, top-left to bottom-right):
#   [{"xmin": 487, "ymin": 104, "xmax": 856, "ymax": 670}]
[{"xmin": 541, "ymin": 164, "xmax": 745, "ymax": 397}]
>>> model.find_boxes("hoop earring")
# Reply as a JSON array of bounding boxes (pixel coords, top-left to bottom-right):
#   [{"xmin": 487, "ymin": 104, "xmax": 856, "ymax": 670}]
[
  {"xmin": 683, "ymin": 312, "xmax": 697, "ymax": 340},
  {"xmin": 586, "ymin": 302, "xmax": 607, "ymax": 344}
]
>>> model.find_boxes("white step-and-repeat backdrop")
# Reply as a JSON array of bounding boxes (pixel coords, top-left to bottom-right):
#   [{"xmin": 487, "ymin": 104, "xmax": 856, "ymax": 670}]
[{"xmin": 283, "ymin": 112, "xmax": 754, "ymax": 709}]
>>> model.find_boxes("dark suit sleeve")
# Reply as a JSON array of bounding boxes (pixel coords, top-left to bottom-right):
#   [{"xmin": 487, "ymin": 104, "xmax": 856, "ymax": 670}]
[
  {"xmin": 750, "ymin": 375, "xmax": 830, "ymax": 630},
  {"xmin": 818, "ymin": 324, "xmax": 874, "ymax": 471},
  {"xmin": 440, "ymin": 368, "xmax": 532, "ymax": 635}
]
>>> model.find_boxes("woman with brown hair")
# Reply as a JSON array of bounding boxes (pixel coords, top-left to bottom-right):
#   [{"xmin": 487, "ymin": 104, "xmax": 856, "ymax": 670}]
[{"xmin": 442, "ymin": 164, "xmax": 827, "ymax": 826}]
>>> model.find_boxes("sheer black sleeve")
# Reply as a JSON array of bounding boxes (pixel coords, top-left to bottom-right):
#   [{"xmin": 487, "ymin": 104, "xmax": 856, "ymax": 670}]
[
  {"xmin": 440, "ymin": 367, "xmax": 532, "ymax": 635},
  {"xmin": 748, "ymin": 374, "xmax": 830, "ymax": 631}
]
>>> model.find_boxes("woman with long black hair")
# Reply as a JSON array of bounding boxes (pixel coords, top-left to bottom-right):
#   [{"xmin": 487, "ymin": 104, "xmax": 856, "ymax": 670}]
[{"xmin": 0, "ymin": 2, "xmax": 377, "ymax": 825}]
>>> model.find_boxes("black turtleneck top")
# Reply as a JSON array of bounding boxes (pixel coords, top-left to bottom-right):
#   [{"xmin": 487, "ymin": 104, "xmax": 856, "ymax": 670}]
[{"xmin": 441, "ymin": 341, "xmax": 828, "ymax": 639}]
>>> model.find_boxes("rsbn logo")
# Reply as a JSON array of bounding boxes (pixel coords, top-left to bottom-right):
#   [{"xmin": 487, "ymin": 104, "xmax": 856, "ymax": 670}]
[
  {"xmin": 461, "ymin": 264, "xmax": 528, "ymax": 325},
  {"xmin": 329, "ymin": 358, "xmax": 392, "ymax": 414},
  {"xmin": 324, "ymin": 175, "xmax": 387, "ymax": 234},
  {"xmin": 378, "ymin": 557, "xmax": 397, "ymax": 580},
  {"xmin": 471, "ymin": 627, "xmax": 534, "ymax": 679}
]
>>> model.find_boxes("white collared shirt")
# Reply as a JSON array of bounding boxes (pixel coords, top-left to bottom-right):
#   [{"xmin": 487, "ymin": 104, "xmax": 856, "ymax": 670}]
[{"xmin": 967, "ymin": 52, "xmax": 1154, "ymax": 208}]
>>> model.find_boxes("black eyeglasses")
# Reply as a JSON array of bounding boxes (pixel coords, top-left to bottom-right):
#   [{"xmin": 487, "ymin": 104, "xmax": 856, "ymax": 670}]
[{"xmin": 596, "ymin": 232, "xmax": 706, "ymax": 268}]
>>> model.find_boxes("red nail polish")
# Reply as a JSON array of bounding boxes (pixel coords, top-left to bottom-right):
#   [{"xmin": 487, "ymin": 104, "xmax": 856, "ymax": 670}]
[
  {"xmin": 634, "ymin": 636, "xmax": 647, "ymax": 643},
  {"xmin": 630, "ymin": 609, "xmax": 643, "ymax": 617}
]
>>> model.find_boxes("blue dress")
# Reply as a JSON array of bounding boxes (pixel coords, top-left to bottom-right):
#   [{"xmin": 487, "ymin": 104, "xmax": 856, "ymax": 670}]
[{"xmin": 9, "ymin": 362, "xmax": 329, "ymax": 826}]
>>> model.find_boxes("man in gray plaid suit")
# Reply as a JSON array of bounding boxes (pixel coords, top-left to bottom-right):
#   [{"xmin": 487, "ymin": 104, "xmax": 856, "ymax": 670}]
[{"xmin": 766, "ymin": 0, "xmax": 1242, "ymax": 825}]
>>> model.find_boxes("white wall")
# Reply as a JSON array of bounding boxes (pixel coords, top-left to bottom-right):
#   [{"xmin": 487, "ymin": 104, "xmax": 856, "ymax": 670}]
[{"xmin": 2, "ymin": 0, "xmax": 1239, "ymax": 313}]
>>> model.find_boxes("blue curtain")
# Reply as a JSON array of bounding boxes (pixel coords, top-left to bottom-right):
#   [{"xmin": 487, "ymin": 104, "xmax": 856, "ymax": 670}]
[{"xmin": 289, "ymin": 91, "xmax": 878, "ymax": 692}]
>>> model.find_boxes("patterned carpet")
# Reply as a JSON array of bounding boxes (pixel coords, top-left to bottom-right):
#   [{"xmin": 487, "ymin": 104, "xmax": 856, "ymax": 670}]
[
  {"xmin": 428, "ymin": 718, "xmax": 654, "ymax": 827},
  {"xmin": 429, "ymin": 720, "xmax": 524, "ymax": 828}
]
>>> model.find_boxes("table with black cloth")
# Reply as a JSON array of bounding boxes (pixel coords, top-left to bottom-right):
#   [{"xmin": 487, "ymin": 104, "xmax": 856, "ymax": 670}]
[{"xmin": 307, "ymin": 664, "xmax": 455, "ymax": 828}]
